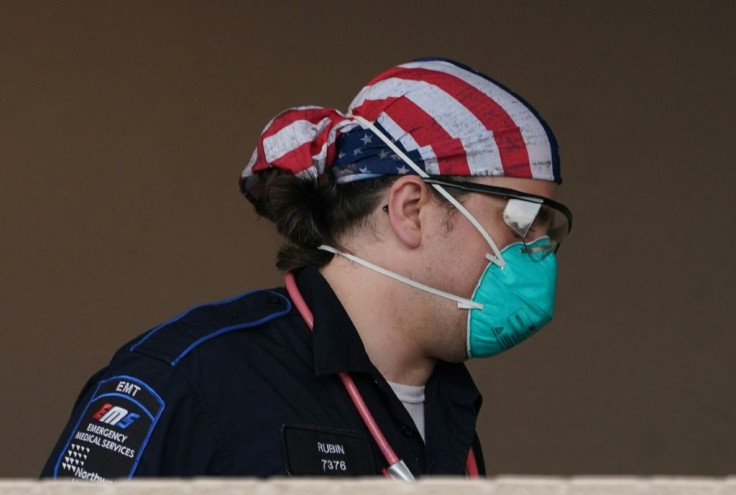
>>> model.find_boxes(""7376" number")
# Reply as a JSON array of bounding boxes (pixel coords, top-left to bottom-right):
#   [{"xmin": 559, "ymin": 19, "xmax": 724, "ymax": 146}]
[{"xmin": 321, "ymin": 459, "xmax": 347, "ymax": 472}]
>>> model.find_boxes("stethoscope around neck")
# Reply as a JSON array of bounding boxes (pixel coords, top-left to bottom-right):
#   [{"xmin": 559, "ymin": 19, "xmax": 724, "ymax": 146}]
[{"xmin": 284, "ymin": 271, "xmax": 480, "ymax": 480}]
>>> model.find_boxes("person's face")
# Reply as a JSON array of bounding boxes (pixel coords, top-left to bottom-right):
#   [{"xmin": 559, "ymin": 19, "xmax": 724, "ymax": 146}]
[
  {"xmin": 420, "ymin": 176, "xmax": 559, "ymax": 360},
  {"xmin": 442, "ymin": 176, "xmax": 559, "ymax": 297}
]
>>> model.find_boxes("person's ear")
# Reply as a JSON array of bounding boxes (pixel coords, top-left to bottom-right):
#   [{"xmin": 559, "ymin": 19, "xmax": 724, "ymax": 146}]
[{"xmin": 385, "ymin": 176, "xmax": 432, "ymax": 249}]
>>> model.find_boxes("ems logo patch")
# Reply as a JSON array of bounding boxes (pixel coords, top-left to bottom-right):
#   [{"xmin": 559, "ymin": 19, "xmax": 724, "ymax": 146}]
[{"xmin": 53, "ymin": 375, "xmax": 164, "ymax": 481}]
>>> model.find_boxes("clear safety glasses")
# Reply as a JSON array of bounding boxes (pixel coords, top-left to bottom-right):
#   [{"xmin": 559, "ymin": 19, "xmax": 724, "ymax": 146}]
[{"xmin": 423, "ymin": 178, "xmax": 573, "ymax": 260}]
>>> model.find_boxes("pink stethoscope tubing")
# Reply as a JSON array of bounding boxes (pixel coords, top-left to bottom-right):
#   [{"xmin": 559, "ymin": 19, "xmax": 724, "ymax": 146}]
[{"xmin": 284, "ymin": 271, "xmax": 479, "ymax": 479}]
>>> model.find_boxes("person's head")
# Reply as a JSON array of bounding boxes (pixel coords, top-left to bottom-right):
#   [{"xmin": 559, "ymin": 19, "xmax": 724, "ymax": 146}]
[
  {"xmin": 240, "ymin": 58, "xmax": 566, "ymax": 272},
  {"xmin": 241, "ymin": 58, "xmax": 572, "ymax": 364}
]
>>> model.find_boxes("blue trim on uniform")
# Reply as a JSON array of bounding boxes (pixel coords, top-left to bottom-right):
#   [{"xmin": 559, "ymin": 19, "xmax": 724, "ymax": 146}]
[
  {"xmin": 53, "ymin": 379, "xmax": 106, "ymax": 478},
  {"xmin": 125, "ymin": 375, "xmax": 165, "ymax": 477},
  {"xmin": 129, "ymin": 290, "xmax": 292, "ymax": 361},
  {"xmin": 171, "ymin": 290, "xmax": 292, "ymax": 366}
]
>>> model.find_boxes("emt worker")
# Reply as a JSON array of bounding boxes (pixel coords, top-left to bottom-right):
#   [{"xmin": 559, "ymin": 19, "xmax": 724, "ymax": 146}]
[{"xmin": 42, "ymin": 58, "xmax": 572, "ymax": 480}]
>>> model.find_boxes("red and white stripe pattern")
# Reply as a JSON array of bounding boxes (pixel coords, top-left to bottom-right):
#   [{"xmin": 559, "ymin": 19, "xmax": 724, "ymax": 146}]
[
  {"xmin": 243, "ymin": 106, "xmax": 357, "ymax": 179},
  {"xmin": 348, "ymin": 58, "xmax": 559, "ymax": 182},
  {"xmin": 241, "ymin": 58, "xmax": 560, "ymax": 202}
]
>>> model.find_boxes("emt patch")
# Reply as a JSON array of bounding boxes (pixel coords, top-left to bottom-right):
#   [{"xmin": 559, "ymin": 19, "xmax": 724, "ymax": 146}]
[{"xmin": 53, "ymin": 375, "xmax": 164, "ymax": 481}]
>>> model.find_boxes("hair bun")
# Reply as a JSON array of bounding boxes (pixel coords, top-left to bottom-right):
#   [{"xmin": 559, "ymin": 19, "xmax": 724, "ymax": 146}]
[{"xmin": 240, "ymin": 106, "xmax": 358, "ymax": 203}]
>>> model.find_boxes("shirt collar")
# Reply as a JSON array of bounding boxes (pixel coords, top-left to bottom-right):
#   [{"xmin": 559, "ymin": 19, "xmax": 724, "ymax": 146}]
[
  {"xmin": 294, "ymin": 266, "xmax": 375, "ymax": 376},
  {"xmin": 292, "ymin": 266, "xmax": 482, "ymax": 413}
]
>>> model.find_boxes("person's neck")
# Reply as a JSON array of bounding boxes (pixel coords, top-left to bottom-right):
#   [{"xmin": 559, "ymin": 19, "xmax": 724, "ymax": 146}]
[{"xmin": 319, "ymin": 256, "xmax": 436, "ymax": 386}]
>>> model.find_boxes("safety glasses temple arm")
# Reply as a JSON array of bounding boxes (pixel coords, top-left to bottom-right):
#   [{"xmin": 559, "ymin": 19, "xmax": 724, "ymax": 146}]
[
  {"xmin": 351, "ymin": 115, "xmax": 506, "ymax": 267},
  {"xmin": 424, "ymin": 178, "xmax": 573, "ymax": 235}
]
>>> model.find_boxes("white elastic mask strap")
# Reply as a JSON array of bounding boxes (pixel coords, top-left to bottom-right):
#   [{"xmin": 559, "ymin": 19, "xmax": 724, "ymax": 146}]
[
  {"xmin": 351, "ymin": 115, "xmax": 505, "ymax": 268},
  {"xmin": 319, "ymin": 245, "xmax": 483, "ymax": 310}
]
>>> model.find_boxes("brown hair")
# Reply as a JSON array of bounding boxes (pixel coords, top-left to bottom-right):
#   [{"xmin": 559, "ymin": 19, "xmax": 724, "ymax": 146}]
[
  {"xmin": 251, "ymin": 170, "xmax": 469, "ymax": 271},
  {"xmin": 250, "ymin": 169, "xmax": 394, "ymax": 270}
]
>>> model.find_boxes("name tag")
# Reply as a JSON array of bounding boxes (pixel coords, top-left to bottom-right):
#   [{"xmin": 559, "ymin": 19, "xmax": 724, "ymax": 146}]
[{"xmin": 282, "ymin": 425, "xmax": 376, "ymax": 476}]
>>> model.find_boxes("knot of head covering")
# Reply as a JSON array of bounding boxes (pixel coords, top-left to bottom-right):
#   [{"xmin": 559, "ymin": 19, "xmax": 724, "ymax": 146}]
[{"xmin": 240, "ymin": 58, "xmax": 561, "ymax": 203}]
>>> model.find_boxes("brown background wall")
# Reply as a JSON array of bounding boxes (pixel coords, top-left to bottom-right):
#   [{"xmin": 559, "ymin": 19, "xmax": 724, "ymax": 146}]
[{"xmin": 1, "ymin": 0, "xmax": 734, "ymax": 478}]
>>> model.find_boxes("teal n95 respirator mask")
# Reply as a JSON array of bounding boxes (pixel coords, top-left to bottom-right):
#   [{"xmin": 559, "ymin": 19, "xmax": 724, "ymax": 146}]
[{"xmin": 465, "ymin": 237, "xmax": 557, "ymax": 358}]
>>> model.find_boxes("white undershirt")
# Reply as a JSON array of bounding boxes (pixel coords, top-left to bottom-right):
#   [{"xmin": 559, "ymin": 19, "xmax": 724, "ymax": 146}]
[{"xmin": 387, "ymin": 381, "xmax": 426, "ymax": 441}]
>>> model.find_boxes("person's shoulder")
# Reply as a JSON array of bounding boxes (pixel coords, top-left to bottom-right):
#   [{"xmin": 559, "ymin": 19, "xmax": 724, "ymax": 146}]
[{"xmin": 120, "ymin": 288, "xmax": 294, "ymax": 368}]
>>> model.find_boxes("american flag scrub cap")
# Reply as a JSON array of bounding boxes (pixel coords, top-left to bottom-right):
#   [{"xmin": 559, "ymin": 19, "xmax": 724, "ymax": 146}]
[{"xmin": 240, "ymin": 58, "xmax": 561, "ymax": 203}]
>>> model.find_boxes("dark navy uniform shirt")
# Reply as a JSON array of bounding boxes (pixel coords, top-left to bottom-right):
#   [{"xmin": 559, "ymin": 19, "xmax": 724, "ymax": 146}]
[{"xmin": 41, "ymin": 266, "xmax": 484, "ymax": 480}]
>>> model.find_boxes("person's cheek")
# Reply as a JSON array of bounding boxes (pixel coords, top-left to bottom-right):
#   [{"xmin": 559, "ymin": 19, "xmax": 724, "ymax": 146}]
[{"xmin": 488, "ymin": 221, "xmax": 518, "ymax": 251}]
